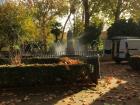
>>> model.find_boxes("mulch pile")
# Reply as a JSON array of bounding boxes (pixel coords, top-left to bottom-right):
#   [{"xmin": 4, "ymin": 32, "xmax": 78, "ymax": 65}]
[{"xmin": 58, "ymin": 57, "xmax": 81, "ymax": 64}]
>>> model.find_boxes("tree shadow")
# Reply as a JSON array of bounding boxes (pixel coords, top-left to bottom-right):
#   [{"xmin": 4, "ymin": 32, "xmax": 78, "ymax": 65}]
[
  {"xmin": 90, "ymin": 63, "xmax": 140, "ymax": 105},
  {"xmin": 0, "ymin": 82, "xmax": 95, "ymax": 105},
  {"xmin": 0, "ymin": 62, "xmax": 139, "ymax": 105}
]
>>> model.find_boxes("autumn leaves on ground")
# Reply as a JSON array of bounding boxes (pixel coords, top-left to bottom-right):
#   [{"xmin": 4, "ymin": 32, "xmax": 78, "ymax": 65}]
[{"xmin": 0, "ymin": 62, "xmax": 140, "ymax": 105}]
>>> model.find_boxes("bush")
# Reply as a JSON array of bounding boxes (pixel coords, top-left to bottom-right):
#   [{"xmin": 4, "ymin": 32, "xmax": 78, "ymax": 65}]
[{"xmin": 108, "ymin": 19, "xmax": 140, "ymax": 38}]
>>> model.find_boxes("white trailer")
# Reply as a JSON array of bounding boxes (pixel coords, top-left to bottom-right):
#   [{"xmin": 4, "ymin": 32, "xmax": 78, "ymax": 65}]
[{"xmin": 104, "ymin": 36, "xmax": 140, "ymax": 63}]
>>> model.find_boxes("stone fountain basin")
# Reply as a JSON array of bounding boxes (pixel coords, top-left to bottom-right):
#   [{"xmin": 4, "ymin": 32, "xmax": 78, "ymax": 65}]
[
  {"xmin": 0, "ymin": 63, "xmax": 93, "ymax": 87},
  {"xmin": 0, "ymin": 56, "xmax": 100, "ymax": 87}
]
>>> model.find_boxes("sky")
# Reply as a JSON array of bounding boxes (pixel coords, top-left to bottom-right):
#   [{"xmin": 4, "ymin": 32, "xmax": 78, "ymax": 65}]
[
  {"xmin": 57, "ymin": 15, "xmax": 75, "ymax": 32},
  {"xmin": 0, "ymin": 0, "xmax": 5, "ymax": 4}
]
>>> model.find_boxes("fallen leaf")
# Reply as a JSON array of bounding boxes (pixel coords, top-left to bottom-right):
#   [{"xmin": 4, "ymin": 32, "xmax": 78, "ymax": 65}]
[
  {"xmin": 15, "ymin": 99, "xmax": 22, "ymax": 103},
  {"xmin": 120, "ymin": 97, "xmax": 125, "ymax": 100},
  {"xmin": 69, "ymin": 97, "xmax": 74, "ymax": 101},
  {"xmin": 124, "ymin": 86, "xmax": 129, "ymax": 91},
  {"xmin": 9, "ymin": 102, "xmax": 16, "ymax": 105},
  {"xmin": 48, "ymin": 96, "xmax": 53, "ymax": 100},
  {"xmin": 116, "ymin": 79, "xmax": 122, "ymax": 84},
  {"xmin": 62, "ymin": 100, "xmax": 65, "ymax": 102},
  {"xmin": 64, "ymin": 92, "xmax": 68, "ymax": 96},
  {"xmin": 23, "ymin": 96, "xmax": 30, "ymax": 101},
  {"xmin": 0, "ymin": 101, "xmax": 6, "ymax": 105},
  {"xmin": 126, "ymin": 96, "xmax": 131, "ymax": 100},
  {"xmin": 106, "ymin": 96, "xmax": 113, "ymax": 99},
  {"xmin": 99, "ymin": 99, "xmax": 106, "ymax": 102},
  {"xmin": 43, "ymin": 98, "xmax": 48, "ymax": 102},
  {"xmin": 117, "ymin": 99, "xmax": 122, "ymax": 102},
  {"xmin": 82, "ymin": 103, "xmax": 87, "ymax": 105}
]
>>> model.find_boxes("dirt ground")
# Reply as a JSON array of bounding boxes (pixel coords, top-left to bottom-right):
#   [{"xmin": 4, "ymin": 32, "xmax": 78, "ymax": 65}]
[{"xmin": 0, "ymin": 62, "xmax": 140, "ymax": 105}]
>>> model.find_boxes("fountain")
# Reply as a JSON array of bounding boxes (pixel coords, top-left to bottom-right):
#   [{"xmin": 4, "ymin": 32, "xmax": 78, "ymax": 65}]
[
  {"xmin": 66, "ymin": 30, "xmax": 75, "ymax": 55},
  {"xmin": 0, "ymin": 30, "xmax": 100, "ymax": 87}
]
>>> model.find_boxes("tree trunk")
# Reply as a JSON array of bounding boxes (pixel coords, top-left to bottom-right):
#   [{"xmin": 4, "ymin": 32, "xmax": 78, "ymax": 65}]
[
  {"xmin": 115, "ymin": 0, "xmax": 122, "ymax": 22},
  {"xmin": 55, "ymin": 35, "xmax": 58, "ymax": 42},
  {"xmin": 61, "ymin": 12, "xmax": 72, "ymax": 41},
  {"xmin": 41, "ymin": 17, "xmax": 47, "ymax": 53},
  {"xmin": 82, "ymin": 10, "xmax": 85, "ymax": 22},
  {"xmin": 42, "ymin": 17, "xmax": 46, "ymax": 45},
  {"xmin": 82, "ymin": 0, "xmax": 90, "ymax": 31}
]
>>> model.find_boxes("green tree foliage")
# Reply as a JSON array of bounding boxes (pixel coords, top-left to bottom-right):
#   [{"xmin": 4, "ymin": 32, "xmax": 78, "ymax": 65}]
[
  {"xmin": 73, "ymin": 18, "xmax": 84, "ymax": 37},
  {"xmin": 79, "ymin": 0, "xmax": 140, "ymax": 30},
  {"xmin": 0, "ymin": 2, "xmax": 38, "ymax": 46},
  {"xmin": 61, "ymin": 0, "xmax": 80, "ymax": 40},
  {"xmin": 71, "ymin": 0, "xmax": 105, "ymax": 37},
  {"xmin": 101, "ymin": 0, "xmax": 123, "ymax": 22},
  {"xmin": 81, "ymin": 0, "xmax": 106, "ymax": 30},
  {"xmin": 34, "ymin": 0, "xmax": 68, "ymax": 44},
  {"xmin": 51, "ymin": 22, "xmax": 62, "ymax": 42},
  {"xmin": 107, "ymin": 18, "xmax": 140, "ymax": 38},
  {"xmin": 79, "ymin": 23, "xmax": 102, "ymax": 44},
  {"xmin": 103, "ymin": 0, "xmax": 140, "ymax": 22}
]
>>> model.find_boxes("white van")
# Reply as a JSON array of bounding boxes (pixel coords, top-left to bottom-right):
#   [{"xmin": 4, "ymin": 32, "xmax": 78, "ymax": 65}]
[{"xmin": 104, "ymin": 36, "xmax": 140, "ymax": 63}]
